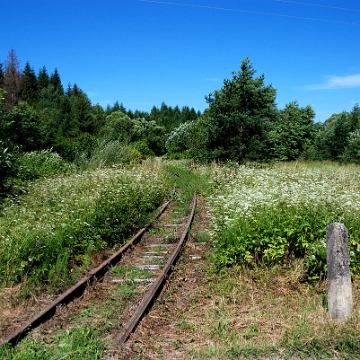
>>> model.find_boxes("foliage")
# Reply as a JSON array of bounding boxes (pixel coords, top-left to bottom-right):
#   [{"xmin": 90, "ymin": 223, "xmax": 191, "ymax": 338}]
[
  {"xmin": 215, "ymin": 204, "xmax": 330, "ymax": 279},
  {"xmin": 312, "ymin": 105, "xmax": 360, "ymax": 162},
  {"xmin": 0, "ymin": 164, "xmax": 170, "ymax": 292},
  {"xmin": 16, "ymin": 150, "xmax": 74, "ymax": 180},
  {"xmin": 0, "ymin": 326, "xmax": 104, "ymax": 359},
  {"xmin": 132, "ymin": 140, "xmax": 155, "ymax": 156},
  {"xmin": 5, "ymin": 102, "xmax": 44, "ymax": 151},
  {"xmin": 148, "ymin": 102, "xmax": 200, "ymax": 133},
  {"xmin": 0, "ymin": 140, "xmax": 18, "ymax": 196},
  {"xmin": 267, "ymin": 101, "xmax": 316, "ymax": 161},
  {"xmin": 99, "ymin": 111, "xmax": 140, "ymax": 143},
  {"xmin": 87, "ymin": 140, "xmax": 141, "ymax": 168},
  {"xmin": 209, "ymin": 162, "xmax": 360, "ymax": 279},
  {"xmin": 165, "ymin": 120, "xmax": 195, "ymax": 154},
  {"xmin": 343, "ymin": 129, "xmax": 360, "ymax": 164},
  {"xmin": 21, "ymin": 61, "xmax": 38, "ymax": 106},
  {"xmin": 205, "ymin": 57, "xmax": 277, "ymax": 163}
]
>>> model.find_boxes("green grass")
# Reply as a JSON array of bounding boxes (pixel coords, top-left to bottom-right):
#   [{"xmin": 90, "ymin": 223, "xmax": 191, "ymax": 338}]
[
  {"xmin": 189, "ymin": 263, "xmax": 360, "ymax": 359},
  {"xmin": 110, "ymin": 266, "xmax": 153, "ymax": 280},
  {"xmin": 3, "ymin": 159, "xmax": 360, "ymax": 359},
  {"xmin": 0, "ymin": 161, "xmax": 170, "ymax": 294},
  {"xmin": 0, "ymin": 326, "xmax": 105, "ymax": 360},
  {"xmin": 208, "ymin": 161, "xmax": 360, "ymax": 279}
]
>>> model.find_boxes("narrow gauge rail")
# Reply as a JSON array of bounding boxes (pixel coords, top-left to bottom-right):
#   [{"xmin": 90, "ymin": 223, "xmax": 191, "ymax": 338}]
[{"xmin": 1, "ymin": 193, "xmax": 196, "ymax": 349}]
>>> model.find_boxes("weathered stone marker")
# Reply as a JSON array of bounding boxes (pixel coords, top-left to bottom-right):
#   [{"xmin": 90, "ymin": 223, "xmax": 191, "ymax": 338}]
[{"xmin": 326, "ymin": 222, "xmax": 353, "ymax": 322}]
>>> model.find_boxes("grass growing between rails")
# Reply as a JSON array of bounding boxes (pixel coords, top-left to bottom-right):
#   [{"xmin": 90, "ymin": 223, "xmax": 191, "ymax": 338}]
[
  {"xmin": 208, "ymin": 161, "xmax": 360, "ymax": 279},
  {"xmin": 0, "ymin": 160, "xmax": 170, "ymax": 295}
]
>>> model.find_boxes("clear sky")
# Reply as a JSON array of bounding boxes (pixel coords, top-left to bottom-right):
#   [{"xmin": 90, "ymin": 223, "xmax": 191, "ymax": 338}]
[{"xmin": 1, "ymin": 0, "xmax": 359, "ymax": 122}]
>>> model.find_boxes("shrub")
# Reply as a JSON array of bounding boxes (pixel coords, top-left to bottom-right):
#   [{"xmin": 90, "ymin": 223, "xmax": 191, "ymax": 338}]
[{"xmin": 87, "ymin": 141, "xmax": 141, "ymax": 168}]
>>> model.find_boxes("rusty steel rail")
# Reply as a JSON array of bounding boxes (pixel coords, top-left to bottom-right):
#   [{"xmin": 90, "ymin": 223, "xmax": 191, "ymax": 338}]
[
  {"xmin": 114, "ymin": 192, "xmax": 197, "ymax": 345},
  {"xmin": 0, "ymin": 200, "xmax": 171, "ymax": 347}
]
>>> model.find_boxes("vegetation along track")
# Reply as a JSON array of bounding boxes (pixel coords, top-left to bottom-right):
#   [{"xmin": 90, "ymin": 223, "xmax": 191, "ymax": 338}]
[{"xmin": 0, "ymin": 192, "xmax": 197, "ymax": 352}]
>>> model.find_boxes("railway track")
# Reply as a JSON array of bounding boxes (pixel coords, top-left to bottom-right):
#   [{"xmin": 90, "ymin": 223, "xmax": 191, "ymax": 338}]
[{"xmin": 0, "ymin": 192, "xmax": 197, "ymax": 353}]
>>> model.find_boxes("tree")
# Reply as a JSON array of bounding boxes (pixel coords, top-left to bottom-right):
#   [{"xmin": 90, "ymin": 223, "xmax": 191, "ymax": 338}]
[
  {"xmin": 21, "ymin": 61, "xmax": 38, "ymax": 106},
  {"xmin": 268, "ymin": 101, "xmax": 315, "ymax": 160},
  {"xmin": 6, "ymin": 102, "xmax": 44, "ymax": 151},
  {"xmin": 3, "ymin": 48, "xmax": 22, "ymax": 112},
  {"xmin": 37, "ymin": 66, "xmax": 50, "ymax": 92},
  {"xmin": 99, "ymin": 111, "xmax": 139, "ymax": 144},
  {"xmin": 0, "ymin": 61, "xmax": 4, "ymax": 87},
  {"xmin": 71, "ymin": 91, "xmax": 96, "ymax": 134},
  {"xmin": 112, "ymin": 101, "xmax": 126, "ymax": 113},
  {"xmin": 49, "ymin": 68, "xmax": 64, "ymax": 95},
  {"xmin": 343, "ymin": 129, "xmax": 360, "ymax": 164},
  {"xmin": 324, "ymin": 112, "xmax": 351, "ymax": 160},
  {"xmin": 205, "ymin": 58, "xmax": 277, "ymax": 163},
  {"xmin": 348, "ymin": 103, "xmax": 360, "ymax": 132}
]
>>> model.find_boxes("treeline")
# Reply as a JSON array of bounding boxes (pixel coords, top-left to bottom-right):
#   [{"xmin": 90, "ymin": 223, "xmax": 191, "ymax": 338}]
[
  {"xmin": 0, "ymin": 49, "xmax": 200, "ymax": 194},
  {"xmin": 1, "ymin": 49, "xmax": 360, "ymax": 195},
  {"xmin": 166, "ymin": 58, "xmax": 360, "ymax": 164}
]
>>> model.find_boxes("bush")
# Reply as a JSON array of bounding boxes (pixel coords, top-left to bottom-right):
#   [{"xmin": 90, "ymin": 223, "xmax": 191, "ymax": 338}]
[
  {"xmin": 87, "ymin": 141, "xmax": 141, "ymax": 168},
  {"xmin": 16, "ymin": 150, "xmax": 74, "ymax": 180},
  {"xmin": 132, "ymin": 140, "xmax": 155, "ymax": 157},
  {"xmin": 0, "ymin": 141, "xmax": 18, "ymax": 196}
]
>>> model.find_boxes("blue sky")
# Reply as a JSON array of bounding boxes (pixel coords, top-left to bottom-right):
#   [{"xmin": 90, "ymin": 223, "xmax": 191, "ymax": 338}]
[{"xmin": 1, "ymin": 0, "xmax": 359, "ymax": 122}]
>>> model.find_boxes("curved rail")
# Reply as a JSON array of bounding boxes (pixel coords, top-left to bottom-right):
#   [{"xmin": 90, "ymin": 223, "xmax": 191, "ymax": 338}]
[
  {"xmin": 0, "ymin": 200, "xmax": 171, "ymax": 347},
  {"xmin": 114, "ymin": 192, "xmax": 197, "ymax": 345}
]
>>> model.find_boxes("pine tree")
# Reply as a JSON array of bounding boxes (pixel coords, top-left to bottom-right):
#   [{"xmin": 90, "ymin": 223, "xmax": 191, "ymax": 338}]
[{"xmin": 205, "ymin": 58, "xmax": 277, "ymax": 163}]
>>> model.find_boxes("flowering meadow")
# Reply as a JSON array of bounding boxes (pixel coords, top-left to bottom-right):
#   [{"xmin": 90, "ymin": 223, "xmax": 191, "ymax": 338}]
[
  {"xmin": 208, "ymin": 161, "xmax": 360, "ymax": 278},
  {"xmin": 0, "ymin": 162, "xmax": 169, "ymax": 292}
]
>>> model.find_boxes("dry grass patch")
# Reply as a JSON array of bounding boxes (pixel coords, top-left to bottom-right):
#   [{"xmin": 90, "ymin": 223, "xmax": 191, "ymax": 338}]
[{"xmin": 190, "ymin": 262, "xmax": 360, "ymax": 359}]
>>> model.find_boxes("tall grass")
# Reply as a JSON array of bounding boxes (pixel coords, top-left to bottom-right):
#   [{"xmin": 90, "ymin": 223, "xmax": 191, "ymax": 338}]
[
  {"xmin": 208, "ymin": 161, "xmax": 360, "ymax": 278},
  {"xmin": 0, "ymin": 160, "xmax": 170, "ymax": 293}
]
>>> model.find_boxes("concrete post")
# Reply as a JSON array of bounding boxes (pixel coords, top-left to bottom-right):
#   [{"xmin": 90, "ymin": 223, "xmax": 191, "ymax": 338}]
[{"xmin": 326, "ymin": 222, "xmax": 353, "ymax": 322}]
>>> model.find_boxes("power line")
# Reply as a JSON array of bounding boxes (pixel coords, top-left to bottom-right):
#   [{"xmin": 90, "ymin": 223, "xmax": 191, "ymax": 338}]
[
  {"xmin": 136, "ymin": 0, "xmax": 360, "ymax": 26},
  {"xmin": 276, "ymin": 0, "xmax": 360, "ymax": 13}
]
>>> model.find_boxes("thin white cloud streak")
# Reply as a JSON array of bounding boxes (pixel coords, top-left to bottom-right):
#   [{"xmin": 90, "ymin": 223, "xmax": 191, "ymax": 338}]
[{"xmin": 304, "ymin": 74, "xmax": 360, "ymax": 90}]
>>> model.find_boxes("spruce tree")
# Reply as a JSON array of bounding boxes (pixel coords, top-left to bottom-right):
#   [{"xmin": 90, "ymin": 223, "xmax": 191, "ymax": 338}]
[
  {"xmin": 205, "ymin": 58, "xmax": 277, "ymax": 163},
  {"xmin": 37, "ymin": 66, "xmax": 49, "ymax": 92},
  {"xmin": 50, "ymin": 68, "xmax": 64, "ymax": 94},
  {"xmin": 22, "ymin": 61, "xmax": 38, "ymax": 106}
]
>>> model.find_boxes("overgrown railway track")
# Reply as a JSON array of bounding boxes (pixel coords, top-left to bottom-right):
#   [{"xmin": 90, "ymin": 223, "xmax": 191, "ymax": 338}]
[{"xmin": 0, "ymin": 193, "xmax": 197, "ymax": 352}]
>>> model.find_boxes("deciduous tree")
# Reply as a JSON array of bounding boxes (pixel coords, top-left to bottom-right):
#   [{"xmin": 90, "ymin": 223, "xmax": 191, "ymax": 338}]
[{"xmin": 268, "ymin": 101, "xmax": 315, "ymax": 160}]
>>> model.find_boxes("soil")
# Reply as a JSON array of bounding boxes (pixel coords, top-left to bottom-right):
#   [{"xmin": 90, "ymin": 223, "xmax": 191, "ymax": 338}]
[{"xmin": 104, "ymin": 195, "xmax": 213, "ymax": 359}]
